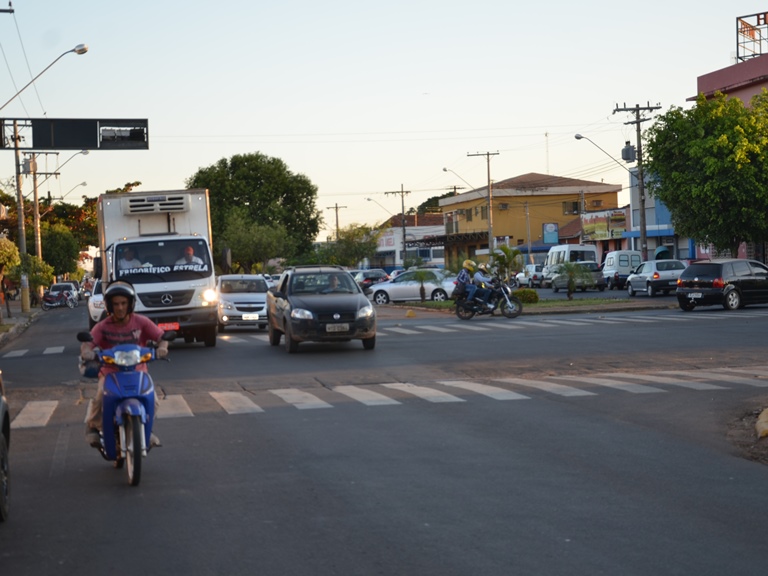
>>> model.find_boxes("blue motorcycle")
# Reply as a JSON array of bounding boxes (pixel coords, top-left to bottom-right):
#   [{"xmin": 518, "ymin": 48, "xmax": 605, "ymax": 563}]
[{"xmin": 77, "ymin": 331, "xmax": 175, "ymax": 486}]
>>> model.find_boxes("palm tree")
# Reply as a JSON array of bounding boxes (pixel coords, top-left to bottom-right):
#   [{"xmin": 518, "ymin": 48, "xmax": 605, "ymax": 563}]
[
  {"xmin": 552, "ymin": 261, "xmax": 596, "ymax": 300},
  {"xmin": 412, "ymin": 269, "xmax": 431, "ymax": 302},
  {"xmin": 491, "ymin": 244, "xmax": 523, "ymax": 284}
]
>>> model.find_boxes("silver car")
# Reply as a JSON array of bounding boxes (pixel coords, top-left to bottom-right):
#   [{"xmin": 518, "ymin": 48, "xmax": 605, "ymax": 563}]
[
  {"xmin": 369, "ymin": 269, "xmax": 457, "ymax": 304},
  {"xmin": 216, "ymin": 274, "xmax": 270, "ymax": 331},
  {"xmin": 87, "ymin": 279, "xmax": 106, "ymax": 329},
  {"xmin": 626, "ymin": 259, "xmax": 688, "ymax": 297}
]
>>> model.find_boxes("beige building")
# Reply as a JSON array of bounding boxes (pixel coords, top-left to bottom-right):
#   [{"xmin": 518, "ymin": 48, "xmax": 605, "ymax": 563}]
[{"xmin": 437, "ymin": 172, "xmax": 621, "ymax": 266}]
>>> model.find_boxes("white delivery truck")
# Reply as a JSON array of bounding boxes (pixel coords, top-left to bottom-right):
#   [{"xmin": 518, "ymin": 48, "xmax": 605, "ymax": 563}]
[{"xmin": 95, "ymin": 189, "xmax": 219, "ymax": 346}]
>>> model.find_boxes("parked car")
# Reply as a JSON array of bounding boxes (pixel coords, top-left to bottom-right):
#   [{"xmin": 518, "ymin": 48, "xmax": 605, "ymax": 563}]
[
  {"xmin": 676, "ymin": 258, "xmax": 768, "ymax": 311},
  {"xmin": 515, "ymin": 264, "xmax": 544, "ymax": 288},
  {"xmin": 626, "ymin": 259, "xmax": 687, "ymax": 297},
  {"xmin": 369, "ymin": 269, "xmax": 458, "ymax": 304},
  {"xmin": 352, "ymin": 269, "xmax": 390, "ymax": 290},
  {"xmin": 266, "ymin": 266, "xmax": 376, "ymax": 352},
  {"xmin": 550, "ymin": 261, "xmax": 607, "ymax": 292},
  {"xmin": 216, "ymin": 274, "xmax": 270, "ymax": 331},
  {"xmin": 602, "ymin": 250, "xmax": 642, "ymax": 290},
  {"xmin": 0, "ymin": 367, "xmax": 9, "ymax": 522},
  {"xmin": 87, "ymin": 279, "xmax": 106, "ymax": 328}
]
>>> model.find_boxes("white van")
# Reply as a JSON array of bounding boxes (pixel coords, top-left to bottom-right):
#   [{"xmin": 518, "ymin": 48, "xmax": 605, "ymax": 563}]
[
  {"xmin": 602, "ymin": 250, "xmax": 642, "ymax": 290},
  {"xmin": 541, "ymin": 244, "xmax": 598, "ymax": 288}
]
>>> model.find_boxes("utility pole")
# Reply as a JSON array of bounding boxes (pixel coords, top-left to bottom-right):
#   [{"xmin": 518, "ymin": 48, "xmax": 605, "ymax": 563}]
[
  {"xmin": 325, "ymin": 203, "xmax": 347, "ymax": 240},
  {"xmin": 614, "ymin": 102, "xmax": 661, "ymax": 262},
  {"xmin": 467, "ymin": 151, "xmax": 499, "ymax": 254},
  {"xmin": 385, "ymin": 184, "xmax": 410, "ymax": 266}
]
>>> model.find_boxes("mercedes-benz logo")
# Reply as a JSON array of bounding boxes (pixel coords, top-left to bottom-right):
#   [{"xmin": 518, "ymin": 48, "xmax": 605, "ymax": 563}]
[
  {"xmin": 161, "ymin": 293, "xmax": 174, "ymax": 305},
  {"xmin": 333, "ymin": 313, "xmax": 340, "ymax": 320}
]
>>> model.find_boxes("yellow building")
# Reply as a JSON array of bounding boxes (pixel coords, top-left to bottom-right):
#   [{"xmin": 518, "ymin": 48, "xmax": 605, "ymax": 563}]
[{"xmin": 438, "ymin": 172, "xmax": 621, "ymax": 266}]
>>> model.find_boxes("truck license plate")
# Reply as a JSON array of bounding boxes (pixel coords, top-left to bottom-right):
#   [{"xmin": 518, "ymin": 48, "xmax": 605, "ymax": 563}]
[
  {"xmin": 326, "ymin": 323, "xmax": 349, "ymax": 333},
  {"xmin": 158, "ymin": 322, "xmax": 180, "ymax": 330},
  {"xmin": 242, "ymin": 313, "xmax": 260, "ymax": 320}
]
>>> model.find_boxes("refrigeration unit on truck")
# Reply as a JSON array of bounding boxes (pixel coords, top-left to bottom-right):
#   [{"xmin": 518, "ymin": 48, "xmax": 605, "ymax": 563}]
[{"xmin": 96, "ymin": 188, "xmax": 218, "ymax": 346}]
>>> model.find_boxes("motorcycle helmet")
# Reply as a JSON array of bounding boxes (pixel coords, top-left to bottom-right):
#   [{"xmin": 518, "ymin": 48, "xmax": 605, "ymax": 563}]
[
  {"xmin": 104, "ymin": 280, "xmax": 136, "ymax": 314},
  {"xmin": 478, "ymin": 263, "xmax": 489, "ymax": 273},
  {"xmin": 462, "ymin": 259, "xmax": 476, "ymax": 271}
]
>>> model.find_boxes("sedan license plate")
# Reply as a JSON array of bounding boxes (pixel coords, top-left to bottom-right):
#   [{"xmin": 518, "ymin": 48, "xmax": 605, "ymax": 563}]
[
  {"xmin": 242, "ymin": 313, "xmax": 260, "ymax": 321},
  {"xmin": 158, "ymin": 322, "xmax": 180, "ymax": 330},
  {"xmin": 689, "ymin": 292, "xmax": 703, "ymax": 299},
  {"xmin": 326, "ymin": 323, "xmax": 349, "ymax": 333},
  {"xmin": 668, "ymin": 281, "xmax": 677, "ymax": 285}
]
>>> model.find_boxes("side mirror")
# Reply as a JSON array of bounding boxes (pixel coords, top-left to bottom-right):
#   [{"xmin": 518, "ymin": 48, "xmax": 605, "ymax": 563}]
[{"xmin": 161, "ymin": 331, "xmax": 177, "ymax": 342}]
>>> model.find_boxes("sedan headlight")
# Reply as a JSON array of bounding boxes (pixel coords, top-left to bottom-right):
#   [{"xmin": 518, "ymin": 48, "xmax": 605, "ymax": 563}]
[
  {"xmin": 219, "ymin": 299, "xmax": 235, "ymax": 311},
  {"xmin": 290, "ymin": 308, "xmax": 314, "ymax": 320},
  {"xmin": 357, "ymin": 304, "xmax": 374, "ymax": 319}
]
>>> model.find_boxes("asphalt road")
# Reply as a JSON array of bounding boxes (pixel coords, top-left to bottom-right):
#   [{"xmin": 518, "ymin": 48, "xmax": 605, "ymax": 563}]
[{"xmin": 2, "ymin": 303, "xmax": 768, "ymax": 575}]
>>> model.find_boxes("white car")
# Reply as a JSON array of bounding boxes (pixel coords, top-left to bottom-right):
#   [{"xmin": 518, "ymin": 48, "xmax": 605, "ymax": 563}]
[
  {"xmin": 369, "ymin": 269, "xmax": 457, "ymax": 304},
  {"xmin": 626, "ymin": 259, "xmax": 688, "ymax": 297},
  {"xmin": 515, "ymin": 264, "xmax": 543, "ymax": 288},
  {"xmin": 216, "ymin": 274, "xmax": 270, "ymax": 331},
  {"xmin": 87, "ymin": 279, "xmax": 106, "ymax": 328}
]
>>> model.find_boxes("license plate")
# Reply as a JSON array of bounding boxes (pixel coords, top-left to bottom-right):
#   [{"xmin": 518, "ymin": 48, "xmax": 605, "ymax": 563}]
[
  {"xmin": 158, "ymin": 322, "xmax": 180, "ymax": 330},
  {"xmin": 689, "ymin": 293, "xmax": 702, "ymax": 299},
  {"xmin": 242, "ymin": 313, "xmax": 260, "ymax": 320},
  {"xmin": 668, "ymin": 281, "xmax": 677, "ymax": 285},
  {"xmin": 326, "ymin": 323, "xmax": 349, "ymax": 333}
]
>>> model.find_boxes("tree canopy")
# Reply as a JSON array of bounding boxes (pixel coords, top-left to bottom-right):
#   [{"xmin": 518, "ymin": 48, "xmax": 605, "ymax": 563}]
[
  {"xmin": 645, "ymin": 91, "xmax": 768, "ymax": 255},
  {"xmin": 185, "ymin": 153, "xmax": 322, "ymax": 258}
]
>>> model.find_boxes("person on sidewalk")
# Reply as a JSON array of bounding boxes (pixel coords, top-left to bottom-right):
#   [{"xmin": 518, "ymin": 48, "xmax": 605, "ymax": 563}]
[{"xmin": 80, "ymin": 281, "xmax": 168, "ymax": 448}]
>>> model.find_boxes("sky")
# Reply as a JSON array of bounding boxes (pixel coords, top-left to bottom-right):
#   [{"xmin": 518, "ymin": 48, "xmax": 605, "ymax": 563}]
[{"xmin": 1, "ymin": 1, "xmax": 765, "ymax": 241}]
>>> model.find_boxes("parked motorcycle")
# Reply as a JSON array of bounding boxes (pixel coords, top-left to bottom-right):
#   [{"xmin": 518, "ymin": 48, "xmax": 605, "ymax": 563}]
[
  {"xmin": 41, "ymin": 290, "xmax": 76, "ymax": 311},
  {"xmin": 77, "ymin": 330, "xmax": 175, "ymax": 486},
  {"xmin": 455, "ymin": 278, "xmax": 523, "ymax": 320}
]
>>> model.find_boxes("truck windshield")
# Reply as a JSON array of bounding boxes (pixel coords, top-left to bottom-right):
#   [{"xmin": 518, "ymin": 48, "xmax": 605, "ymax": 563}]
[{"xmin": 115, "ymin": 239, "xmax": 213, "ymax": 284}]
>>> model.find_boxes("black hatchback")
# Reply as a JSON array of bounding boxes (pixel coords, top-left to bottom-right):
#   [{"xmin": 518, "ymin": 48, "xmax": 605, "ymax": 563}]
[{"xmin": 676, "ymin": 258, "xmax": 768, "ymax": 311}]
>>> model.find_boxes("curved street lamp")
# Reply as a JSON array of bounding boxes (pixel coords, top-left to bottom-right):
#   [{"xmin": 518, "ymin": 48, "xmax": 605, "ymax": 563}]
[
  {"xmin": 442, "ymin": 167, "xmax": 476, "ymax": 191},
  {"xmin": 0, "ymin": 44, "xmax": 88, "ymax": 112},
  {"xmin": 366, "ymin": 197, "xmax": 393, "ymax": 216}
]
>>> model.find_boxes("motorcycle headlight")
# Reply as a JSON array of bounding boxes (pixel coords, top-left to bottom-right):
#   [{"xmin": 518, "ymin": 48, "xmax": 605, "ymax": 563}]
[{"xmin": 113, "ymin": 349, "xmax": 142, "ymax": 367}]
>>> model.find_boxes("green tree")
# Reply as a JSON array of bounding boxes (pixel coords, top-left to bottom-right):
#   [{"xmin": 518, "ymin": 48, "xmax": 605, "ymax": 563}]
[
  {"xmin": 552, "ymin": 262, "xmax": 595, "ymax": 300},
  {"xmin": 36, "ymin": 222, "xmax": 80, "ymax": 277},
  {"xmin": 7, "ymin": 253, "xmax": 55, "ymax": 297},
  {"xmin": 0, "ymin": 237, "xmax": 20, "ymax": 276},
  {"xmin": 219, "ymin": 208, "xmax": 292, "ymax": 272},
  {"xmin": 41, "ymin": 198, "xmax": 98, "ymax": 250},
  {"xmin": 491, "ymin": 245, "xmax": 523, "ymax": 282},
  {"xmin": 186, "ymin": 153, "xmax": 323, "ymax": 257},
  {"xmin": 645, "ymin": 91, "xmax": 768, "ymax": 256}
]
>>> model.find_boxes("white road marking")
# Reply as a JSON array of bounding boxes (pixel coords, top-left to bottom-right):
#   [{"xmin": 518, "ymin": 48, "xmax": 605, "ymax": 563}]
[
  {"xmin": 658, "ymin": 370, "xmax": 768, "ymax": 388},
  {"xmin": 418, "ymin": 325, "xmax": 458, "ymax": 333},
  {"xmin": 495, "ymin": 377, "xmax": 596, "ymax": 397},
  {"xmin": 157, "ymin": 394, "xmax": 194, "ymax": 418},
  {"xmin": 599, "ymin": 372, "xmax": 726, "ymax": 390},
  {"xmin": 333, "ymin": 385, "xmax": 401, "ymax": 406},
  {"xmin": 270, "ymin": 388, "xmax": 333, "ymax": 409},
  {"xmin": 43, "ymin": 346, "xmax": 65, "ymax": 355},
  {"xmin": 11, "ymin": 400, "xmax": 58, "ymax": 428},
  {"xmin": 436, "ymin": 380, "xmax": 529, "ymax": 400},
  {"xmin": 552, "ymin": 375, "xmax": 666, "ymax": 394},
  {"xmin": 210, "ymin": 391, "xmax": 264, "ymax": 414},
  {"xmin": 385, "ymin": 327, "xmax": 422, "ymax": 335},
  {"xmin": 2, "ymin": 350, "xmax": 27, "ymax": 358},
  {"xmin": 382, "ymin": 383, "xmax": 464, "ymax": 403}
]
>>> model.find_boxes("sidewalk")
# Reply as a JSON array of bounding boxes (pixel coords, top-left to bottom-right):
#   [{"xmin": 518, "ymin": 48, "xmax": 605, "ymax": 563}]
[{"xmin": 0, "ymin": 298, "xmax": 42, "ymax": 347}]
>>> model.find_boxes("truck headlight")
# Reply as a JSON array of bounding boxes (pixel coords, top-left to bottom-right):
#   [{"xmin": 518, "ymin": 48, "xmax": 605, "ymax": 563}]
[{"xmin": 202, "ymin": 288, "xmax": 217, "ymax": 306}]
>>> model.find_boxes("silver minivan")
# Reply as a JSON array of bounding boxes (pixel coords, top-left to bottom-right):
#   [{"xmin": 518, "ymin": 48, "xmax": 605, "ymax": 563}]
[{"xmin": 602, "ymin": 250, "xmax": 642, "ymax": 290}]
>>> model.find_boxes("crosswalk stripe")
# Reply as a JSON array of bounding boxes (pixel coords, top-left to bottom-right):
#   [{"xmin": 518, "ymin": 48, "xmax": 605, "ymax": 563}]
[
  {"xmin": 613, "ymin": 317, "xmax": 656, "ymax": 323},
  {"xmin": 11, "ymin": 400, "xmax": 58, "ymax": 428},
  {"xmin": 43, "ymin": 346, "xmax": 65, "ymax": 355},
  {"xmin": 270, "ymin": 388, "xmax": 332, "ymax": 409},
  {"xmin": 385, "ymin": 327, "xmax": 422, "ymax": 335},
  {"xmin": 487, "ymin": 322, "xmax": 524, "ymax": 329},
  {"xmin": 599, "ymin": 372, "xmax": 727, "ymax": 390},
  {"xmin": 210, "ymin": 391, "xmax": 264, "ymax": 414},
  {"xmin": 572, "ymin": 318, "xmax": 622, "ymax": 324},
  {"xmin": 333, "ymin": 385, "xmax": 401, "ymax": 406},
  {"xmin": 495, "ymin": 377, "xmax": 596, "ymax": 397},
  {"xmin": 436, "ymin": 380, "xmax": 529, "ymax": 400},
  {"xmin": 539, "ymin": 319, "xmax": 585, "ymax": 326},
  {"xmin": 708, "ymin": 366, "xmax": 768, "ymax": 378},
  {"xmin": 2, "ymin": 350, "xmax": 26, "ymax": 358},
  {"xmin": 552, "ymin": 375, "xmax": 666, "ymax": 394},
  {"xmin": 382, "ymin": 383, "xmax": 464, "ymax": 403},
  {"xmin": 447, "ymin": 324, "xmax": 490, "ymax": 331},
  {"xmin": 658, "ymin": 370, "xmax": 768, "ymax": 388},
  {"xmin": 418, "ymin": 325, "xmax": 458, "ymax": 333},
  {"xmin": 157, "ymin": 395, "xmax": 194, "ymax": 418}
]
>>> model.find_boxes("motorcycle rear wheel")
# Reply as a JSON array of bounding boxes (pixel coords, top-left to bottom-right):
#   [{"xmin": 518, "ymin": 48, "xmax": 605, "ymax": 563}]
[
  {"xmin": 66, "ymin": 300, "xmax": 75, "ymax": 309},
  {"xmin": 455, "ymin": 302, "xmax": 476, "ymax": 320},
  {"xmin": 125, "ymin": 415, "xmax": 143, "ymax": 486},
  {"xmin": 41, "ymin": 302, "xmax": 51, "ymax": 311},
  {"xmin": 501, "ymin": 296, "xmax": 522, "ymax": 318}
]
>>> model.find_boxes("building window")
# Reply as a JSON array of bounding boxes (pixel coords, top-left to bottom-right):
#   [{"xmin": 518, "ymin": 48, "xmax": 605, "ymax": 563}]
[{"xmin": 562, "ymin": 201, "xmax": 579, "ymax": 215}]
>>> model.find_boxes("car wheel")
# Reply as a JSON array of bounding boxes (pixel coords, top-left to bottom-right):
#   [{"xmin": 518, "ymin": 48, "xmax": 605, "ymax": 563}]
[
  {"xmin": 647, "ymin": 283, "xmax": 655, "ymax": 297},
  {"xmin": 284, "ymin": 322, "xmax": 299, "ymax": 353},
  {"xmin": 362, "ymin": 336, "xmax": 376, "ymax": 350},
  {"xmin": 627, "ymin": 283, "xmax": 635, "ymax": 297},
  {"xmin": 678, "ymin": 299, "xmax": 695, "ymax": 312},
  {"xmin": 723, "ymin": 290, "xmax": 741, "ymax": 311},
  {"xmin": 552, "ymin": 284, "xmax": 559, "ymax": 293},
  {"xmin": 268, "ymin": 321, "xmax": 281, "ymax": 346},
  {"xmin": 431, "ymin": 289, "xmax": 447, "ymax": 302},
  {"xmin": 373, "ymin": 291, "xmax": 390, "ymax": 305}
]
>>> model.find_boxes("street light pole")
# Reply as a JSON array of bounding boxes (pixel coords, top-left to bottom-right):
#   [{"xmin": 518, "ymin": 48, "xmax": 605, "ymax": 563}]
[{"xmin": 467, "ymin": 151, "xmax": 499, "ymax": 254}]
